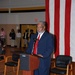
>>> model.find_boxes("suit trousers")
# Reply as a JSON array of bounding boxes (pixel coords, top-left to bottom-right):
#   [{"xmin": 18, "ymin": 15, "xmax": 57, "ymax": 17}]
[
  {"xmin": 16, "ymin": 38, "xmax": 20, "ymax": 48},
  {"xmin": 34, "ymin": 66, "xmax": 50, "ymax": 75},
  {"xmin": 10, "ymin": 39, "xmax": 15, "ymax": 47}
]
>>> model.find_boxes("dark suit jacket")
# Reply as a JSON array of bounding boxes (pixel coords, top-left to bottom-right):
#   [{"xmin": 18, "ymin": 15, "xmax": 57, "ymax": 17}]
[
  {"xmin": 23, "ymin": 32, "xmax": 29, "ymax": 40},
  {"xmin": 26, "ymin": 31, "xmax": 54, "ymax": 75}
]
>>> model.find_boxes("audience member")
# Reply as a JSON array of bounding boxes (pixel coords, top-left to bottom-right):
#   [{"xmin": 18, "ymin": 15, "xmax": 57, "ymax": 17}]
[
  {"xmin": 9, "ymin": 29, "xmax": 16, "ymax": 47},
  {"xmin": 30, "ymin": 29, "xmax": 34, "ymax": 38},
  {"xmin": 0, "ymin": 28, "xmax": 6, "ymax": 47},
  {"xmin": 23, "ymin": 29, "xmax": 29, "ymax": 47},
  {"xmin": 16, "ymin": 29, "xmax": 21, "ymax": 48}
]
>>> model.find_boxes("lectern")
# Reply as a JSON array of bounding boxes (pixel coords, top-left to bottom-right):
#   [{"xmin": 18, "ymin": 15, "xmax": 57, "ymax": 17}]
[{"xmin": 20, "ymin": 54, "xmax": 39, "ymax": 75}]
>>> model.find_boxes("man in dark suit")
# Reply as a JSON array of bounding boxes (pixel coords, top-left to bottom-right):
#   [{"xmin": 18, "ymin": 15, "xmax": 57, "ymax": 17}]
[
  {"xmin": 26, "ymin": 21, "xmax": 54, "ymax": 75},
  {"xmin": 23, "ymin": 29, "xmax": 29, "ymax": 47}
]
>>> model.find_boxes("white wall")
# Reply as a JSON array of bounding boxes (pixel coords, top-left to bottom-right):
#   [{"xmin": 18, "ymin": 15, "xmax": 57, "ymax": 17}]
[
  {"xmin": 0, "ymin": 12, "xmax": 45, "ymax": 24},
  {"xmin": 0, "ymin": 0, "xmax": 45, "ymax": 8},
  {"xmin": 0, "ymin": 0, "xmax": 45, "ymax": 24}
]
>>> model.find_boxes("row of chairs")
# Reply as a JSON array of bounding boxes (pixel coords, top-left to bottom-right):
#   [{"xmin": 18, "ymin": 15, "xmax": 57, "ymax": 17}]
[
  {"xmin": 0, "ymin": 53, "xmax": 20, "ymax": 75},
  {"xmin": 0, "ymin": 52, "xmax": 73, "ymax": 75}
]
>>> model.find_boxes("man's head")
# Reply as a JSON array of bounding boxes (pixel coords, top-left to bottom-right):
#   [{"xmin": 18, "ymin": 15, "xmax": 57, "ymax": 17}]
[{"xmin": 37, "ymin": 21, "xmax": 47, "ymax": 33}]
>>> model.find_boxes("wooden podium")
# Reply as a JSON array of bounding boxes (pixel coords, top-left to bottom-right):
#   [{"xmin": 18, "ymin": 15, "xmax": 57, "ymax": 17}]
[{"xmin": 20, "ymin": 54, "xmax": 39, "ymax": 75}]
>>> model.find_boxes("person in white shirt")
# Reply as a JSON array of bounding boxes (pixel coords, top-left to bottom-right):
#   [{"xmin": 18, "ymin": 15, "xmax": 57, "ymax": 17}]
[
  {"xmin": 16, "ymin": 29, "xmax": 21, "ymax": 48},
  {"xmin": 23, "ymin": 29, "xmax": 29, "ymax": 47}
]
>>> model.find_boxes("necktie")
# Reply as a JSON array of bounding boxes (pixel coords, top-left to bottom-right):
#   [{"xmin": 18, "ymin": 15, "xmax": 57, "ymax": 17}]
[{"xmin": 33, "ymin": 35, "xmax": 40, "ymax": 54}]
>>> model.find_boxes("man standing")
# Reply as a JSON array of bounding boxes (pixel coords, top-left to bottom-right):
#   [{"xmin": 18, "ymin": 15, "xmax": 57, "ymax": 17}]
[
  {"xmin": 0, "ymin": 28, "xmax": 6, "ymax": 47},
  {"xmin": 16, "ymin": 29, "xmax": 21, "ymax": 48},
  {"xmin": 26, "ymin": 21, "xmax": 54, "ymax": 75},
  {"xmin": 9, "ymin": 29, "xmax": 16, "ymax": 47},
  {"xmin": 23, "ymin": 29, "xmax": 29, "ymax": 47}
]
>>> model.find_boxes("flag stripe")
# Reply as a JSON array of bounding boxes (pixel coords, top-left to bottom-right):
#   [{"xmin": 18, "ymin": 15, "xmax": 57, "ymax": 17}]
[
  {"xmin": 65, "ymin": 0, "xmax": 71, "ymax": 55},
  {"xmin": 54, "ymin": 0, "xmax": 60, "ymax": 57},
  {"xmin": 46, "ymin": 0, "xmax": 75, "ymax": 61},
  {"xmin": 49, "ymin": 0, "xmax": 55, "ymax": 58},
  {"xmin": 59, "ymin": 0, "xmax": 65, "ymax": 55},
  {"xmin": 45, "ymin": 0, "xmax": 50, "ymax": 31},
  {"xmin": 70, "ymin": 0, "xmax": 75, "ymax": 61},
  {"xmin": 49, "ymin": 0, "xmax": 55, "ymax": 34}
]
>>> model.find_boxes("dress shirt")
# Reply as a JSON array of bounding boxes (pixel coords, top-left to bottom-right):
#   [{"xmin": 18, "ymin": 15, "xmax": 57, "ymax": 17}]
[{"xmin": 37, "ymin": 31, "xmax": 45, "ymax": 39}]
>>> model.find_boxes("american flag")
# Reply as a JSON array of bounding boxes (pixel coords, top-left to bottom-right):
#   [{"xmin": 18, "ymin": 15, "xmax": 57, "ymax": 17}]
[{"xmin": 45, "ymin": 0, "xmax": 75, "ymax": 61}]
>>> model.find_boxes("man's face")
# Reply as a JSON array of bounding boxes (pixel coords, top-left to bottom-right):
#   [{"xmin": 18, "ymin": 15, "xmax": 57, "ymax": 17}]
[{"xmin": 37, "ymin": 22, "xmax": 45, "ymax": 33}]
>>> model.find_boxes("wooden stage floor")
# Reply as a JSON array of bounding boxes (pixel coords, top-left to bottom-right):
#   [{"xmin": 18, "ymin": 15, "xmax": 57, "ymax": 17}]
[{"xmin": 0, "ymin": 46, "xmax": 75, "ymax": 75}]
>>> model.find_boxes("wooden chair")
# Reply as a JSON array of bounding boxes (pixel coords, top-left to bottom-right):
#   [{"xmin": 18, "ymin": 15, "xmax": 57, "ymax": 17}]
[
  {"xmin": 50, "ymin": 55, "xmax": 73, "ymax": 75},
  {"xmin": 0, "ymin": 55, "xmax": 5, "ymax": 62},
  {"xmin": 4, "ymin": 53, "xmax": 20, "ymax": 75}
]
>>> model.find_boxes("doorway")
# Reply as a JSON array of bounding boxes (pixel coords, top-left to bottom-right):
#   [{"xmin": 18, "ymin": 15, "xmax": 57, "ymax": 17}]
[{"xmin": 21, "ymin": 24, "xmax": 36, "ymax": 47}]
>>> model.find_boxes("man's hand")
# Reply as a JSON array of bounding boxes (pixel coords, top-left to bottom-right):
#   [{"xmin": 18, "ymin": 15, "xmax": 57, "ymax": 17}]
[
  {"xmin": 32, "ymin": 54, "xmax": 43, "ymax": 57},
  {"xmin": 37, "ymin": 54, "xmax": 43, "ymax": 57}
]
